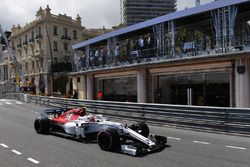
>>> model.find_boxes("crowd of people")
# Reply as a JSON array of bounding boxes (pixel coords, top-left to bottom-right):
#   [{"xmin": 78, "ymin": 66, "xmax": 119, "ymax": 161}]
[{"xmin": 79, "ymin": 33, "xmax": 156, "ymax": 69}]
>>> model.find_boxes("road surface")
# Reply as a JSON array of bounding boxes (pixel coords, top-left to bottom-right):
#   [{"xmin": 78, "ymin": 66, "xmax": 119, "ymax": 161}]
[{"xmin": 0, "ymin": 99, "xmax": 249, "ymax": 167}]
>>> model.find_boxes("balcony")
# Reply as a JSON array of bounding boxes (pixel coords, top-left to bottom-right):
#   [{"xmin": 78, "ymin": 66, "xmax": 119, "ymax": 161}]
[
  {"xmin": 61, "ymin": 35, "xmax": 71, "ymax": 41},
  {"xmin": 11, "ymin": 73, "xmax": 15, "ymax": 78},
  {"xmin": 28, "ymin": 71, "xmax": 35, "ymax": 75},
  {"xmin": 28, "ymin": 51, "xmax": 35, "ymax": 59},
  {"xmin": 17, "ymin": 44, "xmax": 22, "ymax": 49},
  {"xmin": 34, "ymin": 69, "xmax": 40, "ymax": 75},
  {"xmin": 23, "ymin": 41, "xmax": 28, "ymax": 46},
  {"xmin": 29, "ymin": 38, "xmax": 35, "ymax": 44},
  {"xmin": 34, "ymin": 49, "xmax": 43, "ymax": 58},
  {"xmin": 35, "ymin": 34, "xmax": 43, "ymax": 40},
  {"xmin": 75, "ymin": 33, "xmax": 250, "ymax": 72}
]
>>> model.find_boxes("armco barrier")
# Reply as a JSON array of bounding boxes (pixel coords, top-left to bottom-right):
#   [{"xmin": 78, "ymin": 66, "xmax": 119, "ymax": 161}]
[{"xmin": 9, "ymin": 93, "xmax": 250, "ymax": 136}]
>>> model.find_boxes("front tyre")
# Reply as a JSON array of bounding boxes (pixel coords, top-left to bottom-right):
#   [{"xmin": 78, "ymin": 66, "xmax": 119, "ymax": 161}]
[
  {"xmin": 97, "ymin": 128, "xmax": 120, "ymax": 151},
  {"xmin": 34, "ymin": 118, "xmax": 50, "ymax": 134}
]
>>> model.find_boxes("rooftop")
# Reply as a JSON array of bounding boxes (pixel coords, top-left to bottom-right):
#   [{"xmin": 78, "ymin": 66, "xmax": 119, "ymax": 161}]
[{"xmin": 73, "ymin": 0, "xmax": 249, "ymax": 50}]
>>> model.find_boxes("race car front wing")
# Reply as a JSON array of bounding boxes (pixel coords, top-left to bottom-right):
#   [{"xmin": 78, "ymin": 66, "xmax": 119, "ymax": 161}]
[{"xmin": 120, "ymin": 135, "xmax": 167, "ymax": 156}]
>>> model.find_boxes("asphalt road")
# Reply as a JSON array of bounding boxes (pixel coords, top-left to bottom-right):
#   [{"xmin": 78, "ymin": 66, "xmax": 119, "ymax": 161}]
[{"xmin": 0, "ymin": 98, "xmax": 250, "ymax": 167}]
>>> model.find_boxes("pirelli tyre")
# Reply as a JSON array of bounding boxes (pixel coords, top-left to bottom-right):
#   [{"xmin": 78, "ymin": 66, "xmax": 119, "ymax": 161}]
[
  {"xmin": 97, "ymin": 128, "xmax": 120, "ymax": 151},
  {"xmin": 129, "ymin": 122, "xmax": 150, "ymax": 137},
  {"xmin": 34, "ymin": 118, "xmax": 50, "ymax": 134}
]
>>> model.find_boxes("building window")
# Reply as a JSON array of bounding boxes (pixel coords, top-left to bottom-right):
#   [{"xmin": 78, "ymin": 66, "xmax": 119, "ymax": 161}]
[
  {"xmin": 31, "ymin": 31, "xmax": 34, "ymax": 39},
  {"xmin": 17, "ymin": 38, "xmax": 22, "ymax": 47},
  {"xmin": 36, "ymin": 26, "xmax": 42, "ymax": 39},
  {"xmin": 37, "ymin": 26, "xmax": 41, "ymax": 35},
  {"xmin": 53, "ymin": 25, "xmax": 58, "ymax": 35},
  {"xmin": 156, "ymin": 71, "xmax": 230, "ymax": 107},
  {"xmin": 25, "ymin": 62, "xmax": 28, "ymax": 71},
  {"xmin": 24, "ymin": 35, "xmax": 28, "ymax": 43},
  {"xmin": 53, "ymin": 41, "xmax": 58, "ymax": 51},
  {"xmin": 25, "ymin": 48, "xmax": 28, "ymax": 55},
  {"xmin": 32, "ymin": 61, "xmax": 35, "ymax": 70},
  {"xmin": 63, "ymin": 27, "xmax": 68, "ymax": 36},
  {"xmin": 37, "ymin": 42, "xmax": 42, "ymax": 50},
  {"xmin": 30, "ymin": 31, "xmax": 34, "ymax": 42},
  {"xmin": 95, "ymin": 77, "xmax": 137, "ymax": 102},
  {"xmin": 73, "ymin": 30, "xmax": 77, "ymax": 39},
  {"xmin": 63, "ymin": 43, "xmax": 68, "ymax": 51},
  {"xmin": 77, "ymin": 77, "xmax": 80, "ymax": 82}
]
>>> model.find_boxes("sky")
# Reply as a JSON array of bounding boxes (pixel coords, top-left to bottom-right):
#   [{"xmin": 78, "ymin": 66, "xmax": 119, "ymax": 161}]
[{"xmin": 0, "ymin": 0, "xmax": 214, "ymax": 31}]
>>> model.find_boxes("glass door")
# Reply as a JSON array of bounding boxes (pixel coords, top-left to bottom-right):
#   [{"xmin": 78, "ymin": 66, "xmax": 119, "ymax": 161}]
[
  {"xmin": 175, "ymin": 75, "xmax": 190, "ymax": 105},
  {"xmin": 190, "ymin": 74, "xmax": 205, "ymax": 106}
]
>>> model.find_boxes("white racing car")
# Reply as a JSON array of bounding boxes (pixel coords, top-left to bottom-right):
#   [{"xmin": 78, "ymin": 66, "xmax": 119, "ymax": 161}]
[{"xmin": 34, "ymin": 107, "xmax": 167, "ymax": 156}]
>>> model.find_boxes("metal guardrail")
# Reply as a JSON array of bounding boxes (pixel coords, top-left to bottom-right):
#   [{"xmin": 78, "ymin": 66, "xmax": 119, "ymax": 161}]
[
  {"xmin": 21, "ymin": 94, "xmax": 250, "ymax": 136},
  {"xmin": 6, "ymin": 93, "xmax": 250, "ymax": 136}
]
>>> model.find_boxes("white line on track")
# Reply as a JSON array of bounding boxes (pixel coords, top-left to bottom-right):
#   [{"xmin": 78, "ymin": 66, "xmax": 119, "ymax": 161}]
[
  {"xmin": 167, "ymin": 137, "xmax": 181, "ymax": 141},
  {"xmin": 0, "ymin": 143, "xmax": 9, "ymax": 148},
  {"xmin": 193, "ymin": 141, "xmax": 210, "ymax": 145},
  {"xmin": 15, "ymin": 101, "xmax": 23, "ymax": 104},
  {"xmin": 11, "ymin": 150, "xmax": 22, "ymax": 155},
  {"xmin": 27, "ymin": 158, "xmax": 40, "ymax": 164},
  {"xmin": 6, "ymin": 102, "xmax": 12, "ymax": 105},
  {"xmin": 226, "ymin": 145, "xmax": 246, "ymax": 150}
]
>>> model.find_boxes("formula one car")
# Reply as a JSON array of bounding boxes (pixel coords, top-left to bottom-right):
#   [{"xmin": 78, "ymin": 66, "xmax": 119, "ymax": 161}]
[{"xmin": 34, "ymin": 107, "xmax": 167, "ymax": 156}]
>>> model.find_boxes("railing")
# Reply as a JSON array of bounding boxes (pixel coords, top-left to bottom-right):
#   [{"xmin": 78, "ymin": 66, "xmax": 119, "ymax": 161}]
[
  {"xmin": 13, "ymin": 94, "xmax": 250, "ymax": 136},
  {"xmin": 61, "ymin": 35, "xmax": 71, "ymax": 40},
  {"xmin": 23, "ymin": 41, "xmax": 28, "ymax": 46},
  {"xmin": 34, "ymin": 49, "xmax": 43, "ymax": 56},
  {"xmin": 35, "ymin": 34, "xmax": 43, "ymax": 39},
  {"xmin": 76, "ymin": 33, "xmax": 250, "ymax": 71},
  {"xmin": 29, "ymin": 38, "xmax": 35, "ymax": 43}
]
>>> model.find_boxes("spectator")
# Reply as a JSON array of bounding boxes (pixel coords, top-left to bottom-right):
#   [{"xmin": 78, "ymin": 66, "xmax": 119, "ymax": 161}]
[
  {"xmin": 144, "ymin": 33, "xmax": 154, "ymax": 58},
  {"xmin": 114, "ymin": 43, "xmax": 120, "ymax": 64},
  {"xmin": 89, "ymin": 51, "xmax": 95, "ymax": 67},
  {"xmin": 99, "ymin": 46, "xmax": 105, "ymax": 67},
  {"xmin": 97, "ymin": 90, "xmax": 103, "ymax": 100},
  {"xmin": 71, "ymin": 90, "xmax": 78, "ymax": 99},
  {"xmin": 138, "ymin": 36, "xmax": 144, "ymax": 57},
  {"xmin": 95, "ymin": 49, "xmax": 99, "ymax": 66}
]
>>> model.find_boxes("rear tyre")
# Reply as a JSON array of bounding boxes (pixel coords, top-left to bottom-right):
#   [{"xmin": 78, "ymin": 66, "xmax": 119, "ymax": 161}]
[
  {"xmin": 34, "ymin": 118, "xmax": 50, "ymax": 134},
  {"xmin": 97, "ymin": 128, "xmax": 120, "ymax": 151},
  {"xmin": 129, "ymin": 122, "xmax": 149, "ymax": 137}
]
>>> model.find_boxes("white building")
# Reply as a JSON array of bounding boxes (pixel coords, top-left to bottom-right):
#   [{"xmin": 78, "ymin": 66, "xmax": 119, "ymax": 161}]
[{"xmin": 9, "ymin": 5, "xmax": 85, "ymax": 95}]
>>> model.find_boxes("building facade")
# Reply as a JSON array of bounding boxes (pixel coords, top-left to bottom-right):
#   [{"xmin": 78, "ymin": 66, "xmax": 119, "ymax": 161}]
[
  {"xmin": 0, "ymin": 49, "xmax": 10, "ymax": 82},
  {"xmin": 121, "ymin": 0, "xmax": 176, "ymax": 25},
  {"xmin": 71, "ymin": 0, "xmax": 250, "ymax": 108},
  {"xmin": 0, "ymin": 31, "xmax": 12, "ymax": 82},
  {"xmin": 9, "ymin": 5, "xmax": 86, "ymax": 95}
]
